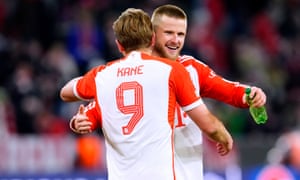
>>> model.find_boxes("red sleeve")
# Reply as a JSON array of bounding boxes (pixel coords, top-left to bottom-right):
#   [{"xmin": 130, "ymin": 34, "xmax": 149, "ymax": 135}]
[
  {"xmin": 180, "ymin": 56, "xmax": 248, "ymax": 108},
  {"xmin": 84, "ymin": 101, "xmax": 102, "ymax": 131},
  {"xmin": 170, "ymin": 61, "xmax": 201, "ymax": 108},
  {"xmin": 76, "ymin": 65, "xmax": 105, "ymax": 100}
]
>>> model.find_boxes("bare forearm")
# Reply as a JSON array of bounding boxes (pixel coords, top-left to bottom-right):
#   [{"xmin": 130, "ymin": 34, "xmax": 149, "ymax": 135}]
[
  {"xmin": 186, "ymin": 105, "xmax": 233, "ymax": 155},
  {"xmin": 206, "ymin": 118, "xmax": 232, "ymax": 145},
  {"xmin": 200, "ymin": 114, "xmax": 233, "ymax": 156},
  {"xmin": 60, "ymin": 77, "xmax": 81, "ymax": 102}
]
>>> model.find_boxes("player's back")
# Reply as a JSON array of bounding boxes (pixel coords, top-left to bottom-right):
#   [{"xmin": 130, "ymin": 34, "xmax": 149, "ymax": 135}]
[{"xmin": 94, "ymin": 51, "xmax": 189, "ymax": 180}]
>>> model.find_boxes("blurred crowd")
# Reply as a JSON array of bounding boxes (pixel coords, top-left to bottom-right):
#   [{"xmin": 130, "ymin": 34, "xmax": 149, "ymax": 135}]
[
  {"xmin": 0, "ymin": 0, "xmax": 299, "ymax": 139},
  {"xmin": 0, "ymin": 0, "xmax": 299, "ymax": 178}
]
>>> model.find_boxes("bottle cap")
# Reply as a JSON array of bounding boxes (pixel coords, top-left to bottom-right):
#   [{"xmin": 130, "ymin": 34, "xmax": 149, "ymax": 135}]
[{"xmin": 245, "ymin": 87, "xmax": 251, "ymax": 94}]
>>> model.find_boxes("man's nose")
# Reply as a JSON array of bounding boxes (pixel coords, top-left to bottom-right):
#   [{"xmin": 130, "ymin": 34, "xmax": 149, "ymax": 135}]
[{"xmin": 171, "ymin": 34, "xmax": 180, "ymax": 42}]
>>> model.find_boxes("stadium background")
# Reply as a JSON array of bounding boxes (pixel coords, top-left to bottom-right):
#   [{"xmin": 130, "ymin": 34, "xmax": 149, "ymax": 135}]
[{"xmin": 0, "ymin": 0, "xmax": 299, "ymax": 179}]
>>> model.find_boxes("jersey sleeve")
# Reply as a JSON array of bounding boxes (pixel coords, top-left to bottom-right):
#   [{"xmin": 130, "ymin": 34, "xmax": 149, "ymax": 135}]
[
  {"xmin": 74, "ymin": 66, "xmax": 105, "ymax": 100},
  {"xmin": 170, "ymin": 62, "xmax": 203, "ymax": 111},
  {"xmin": 181, "ymin": 56, "xmax": 248, "ymax": 108},
  {"xmin": 84, "ymin": 101, "xmax": 102, "ymax": 131}
]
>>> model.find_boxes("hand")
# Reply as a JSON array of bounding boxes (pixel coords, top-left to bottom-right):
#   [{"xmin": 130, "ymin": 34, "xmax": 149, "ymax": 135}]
[
  {"xmin": 216, "ymin": 140, "xmax": 233, "ymax": 156},
  {"xmin": 71, "ymin": 104, "xmax": 93, "ymax": 134},
  {"xmin": 215, "ymin": 128, "xmax": 233, "ymax": 156},
  {"xmin": 244, "ymin": 86, "xmax": 267, "ymax": 108}
]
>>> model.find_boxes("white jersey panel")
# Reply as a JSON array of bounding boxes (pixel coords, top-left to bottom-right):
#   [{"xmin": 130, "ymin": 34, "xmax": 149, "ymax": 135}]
[
  {"xmin": 174, "ymin": 63, "xmax": 204, "ymax": 180},
  {"xmin": 95, "ymin": 52, "xmax": 175, "ymax": 180}
]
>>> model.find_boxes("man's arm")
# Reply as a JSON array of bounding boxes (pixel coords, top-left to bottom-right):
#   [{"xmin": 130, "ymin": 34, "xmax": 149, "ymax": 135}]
[
  {"xmin": 180, "ymin": 57, "xmax": 267, "ymax": 108},
  {"xmin": 186, "ymin": 104, "xmax": 233, "ymax": 156},
  {"xmin": 60, "ymin": 77, "xmax": 82, "ymax": 102}
]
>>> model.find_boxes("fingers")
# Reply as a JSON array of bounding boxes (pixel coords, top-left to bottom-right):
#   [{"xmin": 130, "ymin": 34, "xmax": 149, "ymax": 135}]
[
  {"xmin": 78, "ymin": 104, "xmax": 85, "ymax": 115},
  {"xmin": 76, "ymin": 127, "xmax": 92, "ymax": 134},
  {"xmin": 216, "ymin": 141, "xmax": 233, "ymax": 156},
  {"xmin": 216, "ymin": 144, "xmax": 228, "ymax": 156},
  {"xmin": 216, "ymin": 143, "xmax": 227, "ymax": 156},
  {"xmin": 250, "ymin": 86, "xmax": 267, "ymax": 107},
  {"xmin": 75, "ymin": 117, "xmax": 92, "ymax": 132},
  {"xmin": 73, "ymin": 104, "xmax": 92, "ymax": 134},
  {"xmin": 76, "ymin": 104, "xmax": 87, "ymax": 123}
]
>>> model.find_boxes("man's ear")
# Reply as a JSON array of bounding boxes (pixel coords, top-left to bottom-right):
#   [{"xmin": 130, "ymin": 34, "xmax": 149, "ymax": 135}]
[
  {"xmin": 115, "ymin": 39, "xmax": 125, "ymax": 54},
  {"xmin": 151, "ymin": 33, "xmax": 156, "ymax": 47}
]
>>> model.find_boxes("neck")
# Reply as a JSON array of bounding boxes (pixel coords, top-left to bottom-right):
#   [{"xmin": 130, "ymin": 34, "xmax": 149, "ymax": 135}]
[
  {"xmin": 126, "ymin": 48, "xmax": 152, "ymax": 56},
  {"xmin": 151, "ymin": 50, "xmax": 159, "ymax": 57}
]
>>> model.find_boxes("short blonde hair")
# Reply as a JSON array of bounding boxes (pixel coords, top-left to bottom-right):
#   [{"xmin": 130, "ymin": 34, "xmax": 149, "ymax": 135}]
[
  {"xmin": 151, "ymin": 4, "xmax": 187, "ymax": 28},
  {"xmin": 113, "ymin": 8, "xmax": 153, "ymax": 53}
]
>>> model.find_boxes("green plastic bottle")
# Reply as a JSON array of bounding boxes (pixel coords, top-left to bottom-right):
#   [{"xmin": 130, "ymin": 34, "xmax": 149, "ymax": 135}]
[{"xmin": 245, "ymin": 87, "xmax": 268, "ymax": 124}]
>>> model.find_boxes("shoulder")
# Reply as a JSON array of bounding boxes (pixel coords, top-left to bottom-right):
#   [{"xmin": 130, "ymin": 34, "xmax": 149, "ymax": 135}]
[
  {"xmin": 142, "ymin": 53, "xmax": 182, "ymax": 68},
  {"xmin": 178, "ymin": 55, "xmax": 208, "ymax": 67}
]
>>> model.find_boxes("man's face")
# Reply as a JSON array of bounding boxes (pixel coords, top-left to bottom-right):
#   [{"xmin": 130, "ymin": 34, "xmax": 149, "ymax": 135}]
[{"xmin": 153, "ymin": 15, "xmax": 187, "ymax": 61}]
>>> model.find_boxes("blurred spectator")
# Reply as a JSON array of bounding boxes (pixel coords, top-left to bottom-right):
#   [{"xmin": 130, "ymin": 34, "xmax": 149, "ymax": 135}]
[
  {"xmin": 188, "ymin": 3, "xmax": 229, "ymax": 75},
  {"xmin": 251, "ymin": 12, "xmax": 280, "ymax": 56},
  {"xmin": 255, "ymin": 164, "xmax": 296, "ymax": 180},
  {"xmin": 8, "ymin": 60, "xmax": 39, "ymax": 134},
  {"xmin": 4, "ymin": 0, "xmax": 57, "ymax": 49},
  {"xmin": 0, "ymin": 87, "xmax": 16, "ymax": 137},
  {"xmin": 65, "ymin": 2, "xmax": 106, "ymax": 73},
  {"xmin": 42, "ymin": 42, "xmax": 79, "ymax": 88},
  {"xmin": 34, "ymin": 109, "xmax": 69, "ymax": 135},
  {"xmin": 267, "ymin": 130, "xmax": 300, "ymax": 174}
]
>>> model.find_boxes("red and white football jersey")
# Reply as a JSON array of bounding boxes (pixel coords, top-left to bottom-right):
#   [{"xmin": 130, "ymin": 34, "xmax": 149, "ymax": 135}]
[
  {"xmin": 173, "ymin": 55, "xmax": 247, "ymax": 180},
  {"xmin": 73, "ymin": 54, "xmax": 248, "ymax": 180},
  {"xmin": 73, "ymin": 51, "xmax": 203, "ymax": 180}
]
